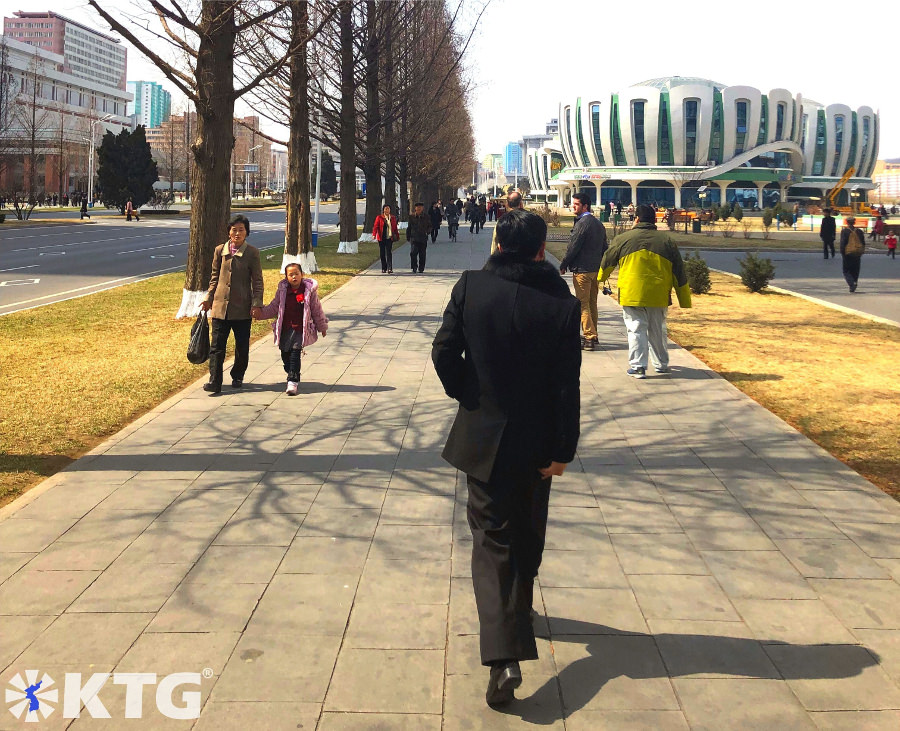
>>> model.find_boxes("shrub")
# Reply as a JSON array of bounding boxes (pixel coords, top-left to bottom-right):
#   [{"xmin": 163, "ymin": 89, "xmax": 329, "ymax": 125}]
[
  {"xmin": 733, "ymin": 203, "xmax": 743, "ymax": 221},
  {"xmin": 721, "ymin": 221, "xmax": 736, "ymax": 238},
  {"xmin": 717, "ymin": 204, "xmax": 731, "ymax": 221},
  {"xmin": 779, "ymin": 211, "xmax": 793, "ymax": 227},
  {"xmin": 761, "ymin": 208, "xmax": 774, "ymax": 240},
  {"xmin": 741, "ymin": 220, "xmax": 753, "ymax": 239},
  {"xmin": 684, "ymin": 251, "xmax": 712, "ymax": 294},
  {"xmin": 738, "ymin": 252, "xmax": 775, "ymax": 292},
  {"xmin": 0, "ymin": 213, "xmax": 5, "ymax": 224}
]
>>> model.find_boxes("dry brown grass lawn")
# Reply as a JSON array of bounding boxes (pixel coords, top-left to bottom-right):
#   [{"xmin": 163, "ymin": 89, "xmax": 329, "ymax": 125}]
[
  {"xmin": 545, "ymin": 243, "xmax": 900, "ymax": 499},
  {"xmin": 0, "ymin": 230, "xmax": 382, "ymax": 507}
]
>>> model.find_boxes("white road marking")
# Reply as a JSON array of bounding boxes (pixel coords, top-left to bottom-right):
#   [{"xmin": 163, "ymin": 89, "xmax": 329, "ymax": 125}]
[
  {"xmin": 150, "ymin": 254, "xmax": 175, "ymax": 258},
  {"xmin": 0, "ymin": 266, "xmax": 182, "ymax": 312},
  {"xmin": 38, "ymin": 251, "xmax": 66, "ymax": 256},
  {"xmin": 0, "ymin": 278, "xmax": 40, "ymax": 286},
  {"xmin": 117, "ymin": 243, "xmax": 185, "ymax": 255},
  {"xmin": 9, "ymin": 232, "xmax": 166, "ymax": 252},
  {"xmin": 0, "ymin": 264, "xmax": 39, "ymax": 273}
]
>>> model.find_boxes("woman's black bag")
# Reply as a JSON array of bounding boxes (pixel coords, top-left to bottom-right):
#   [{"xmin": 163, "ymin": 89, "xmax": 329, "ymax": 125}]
[{"xmin": 187, "ymin": 311, "xmax": 210, "ymax": 364}]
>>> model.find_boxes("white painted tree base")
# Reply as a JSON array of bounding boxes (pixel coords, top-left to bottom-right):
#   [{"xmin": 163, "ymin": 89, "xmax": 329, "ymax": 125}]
[
  {"xmin": 358, "ymin": 233, "xmax": 376, "ymax": 243},
  {"xmin": 337, "ymin": 240, "xmax": 359, "ymax": 254},
  {"xmin": 176, "ymin": 289, "xmax": 206, "ymax": 320},
  {"xmin": 398, "ymin": 222, "xmax": 408, "ymax": 230},
  {"xmin": 298, "ymin": 251, "xmax": 318, "ymax": 273}
]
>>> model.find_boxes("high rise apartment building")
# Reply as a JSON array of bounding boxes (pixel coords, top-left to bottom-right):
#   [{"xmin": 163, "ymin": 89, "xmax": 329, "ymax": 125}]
[
  {"xmin": 127, "ymin": 81, "xmax": 171, "ymax": 128},
  {"xmin": 3, "ymin": 11, "xmax": 127, "ymax": 90}
]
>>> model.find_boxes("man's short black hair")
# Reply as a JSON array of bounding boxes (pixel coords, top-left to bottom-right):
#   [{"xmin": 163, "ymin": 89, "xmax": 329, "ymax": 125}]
[
  {"xmin": 636, "ymin": 204, "xmax": 656, "ymax": 223},
  {"xmin": 228, "ymin": 214, "xmax": 250, "ymax": 234},
  {"xmin": 572, "ymin": 192, "xmax": 591, "ymax": 209},
  {"xmin": 495, "ymin": 209, "xmax": 546, "ymax": 258},
  {"xmin": 415, "ymin": 202, "xmax": 424, "ymax": 208},
  {"xmin": 507, "ymin": 191, "xmax": 523, "ymax": 208}
]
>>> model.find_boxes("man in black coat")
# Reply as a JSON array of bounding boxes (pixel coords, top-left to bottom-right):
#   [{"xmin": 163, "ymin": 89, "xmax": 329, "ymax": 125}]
[
  {"xmin": 432, "ymin": 209, "xmax": 581, "ymax": 708},
  {"xmin": 839, "ymin": 216, "xmax": 866, "ymax": 292},
  {"xmin": 406, "ymin": 202, "xmax": 430, "ymax": 273},
  {"xmin": 820, "ymin": 208, "xmax": 837, "ymax": 259}
]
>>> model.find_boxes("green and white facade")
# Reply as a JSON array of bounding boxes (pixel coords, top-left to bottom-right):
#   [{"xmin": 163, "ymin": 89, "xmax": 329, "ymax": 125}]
[{"xmin": 526, "ymin": 77, "xmax": 879, "ymax": 209}]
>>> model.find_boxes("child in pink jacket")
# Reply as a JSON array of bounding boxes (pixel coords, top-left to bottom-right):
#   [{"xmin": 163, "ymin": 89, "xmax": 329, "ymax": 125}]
[{"xmin": 256, "ymin": 263, "xmax": 328, "ymax": 395}]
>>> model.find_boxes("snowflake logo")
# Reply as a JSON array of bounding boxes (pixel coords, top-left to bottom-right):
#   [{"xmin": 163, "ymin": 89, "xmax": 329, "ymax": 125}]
[{"xmin": 5, "ymin": 670, "xmax": 58, "ymax": 723}]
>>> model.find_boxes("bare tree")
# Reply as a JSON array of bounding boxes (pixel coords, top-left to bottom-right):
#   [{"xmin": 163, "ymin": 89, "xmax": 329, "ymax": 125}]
[{"xmin": 87, "ymin": 0, "xmax": 291, "ymax": 317}]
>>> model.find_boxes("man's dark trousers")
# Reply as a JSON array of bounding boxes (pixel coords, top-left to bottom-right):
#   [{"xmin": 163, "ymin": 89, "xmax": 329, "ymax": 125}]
[
  {"xmin": 467, "ymin": 463, "xmax": 551, "ymax": 666},
  {"xmin": 411, "ymin": 241, "xmax": 427, "ymax": 272},
  {"xmin": 209, "ymin": 318, "xmax": 252, "ymax": 385},
  {"xmin": 823, "ymin": 237, "xmax": 835, "ymax": 258}
]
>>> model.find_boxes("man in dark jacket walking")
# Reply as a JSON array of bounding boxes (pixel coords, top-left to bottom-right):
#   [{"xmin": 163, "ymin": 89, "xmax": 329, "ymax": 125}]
[
  {"xmin": 559, "ymin": 192, "xmax": 608, "ymax": 351},
  {"xmin": 820, "ymin": 208, "xmax": 837, "ymax": 259},
  {"xmin": 432, "ymin": 209, "xmax": 581, "ymax": 708},
  {"xmin": 406, "ymin": 202, "xmax": 430, "ymax": 273},
  {"xmin": 839, "ymin": 216, "xmax": 866, "ymax": 292}
]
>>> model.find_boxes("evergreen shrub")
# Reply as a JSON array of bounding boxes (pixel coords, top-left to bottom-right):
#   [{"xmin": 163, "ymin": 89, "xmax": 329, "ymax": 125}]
[{"xmin": 738, "ymin": 252, "xmax": 776, "ymax": 292}]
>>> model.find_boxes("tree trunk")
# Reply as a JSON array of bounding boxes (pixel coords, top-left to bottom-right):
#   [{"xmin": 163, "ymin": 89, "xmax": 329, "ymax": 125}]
[
  {"xmin": 181, "ymin": 2, "xmax": 236, "ymax": 313},
  {"xmin": 286, "ymin": 1, "xmax": 311, "ymax": 259},
  {"xmin": 362, "ymin": 0, "xmax": 382, "ymax": 233},
  {"xmin": 397, "ymin": 155, "xmax": 409, "ymax": 220},
  {"xmin": 338, "ymin": 0, "xmax": 358, "ymax": 248},
  {"xmin": 382, "ymin": 17, "xmax": 396, "ymax": 212}
]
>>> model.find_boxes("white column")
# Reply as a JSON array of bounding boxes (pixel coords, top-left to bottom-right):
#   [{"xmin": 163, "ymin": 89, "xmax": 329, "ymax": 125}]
[
  {"xmin": 629, "ymin": 181, "xmax": 639, "ymax": 206},
  {"xmin": 757, "ymin": 184, "xmax": 765, "ymax": 209},
  {"xmin": 674, "ymin": 185, "xmax": 682, "ymax": 209}
]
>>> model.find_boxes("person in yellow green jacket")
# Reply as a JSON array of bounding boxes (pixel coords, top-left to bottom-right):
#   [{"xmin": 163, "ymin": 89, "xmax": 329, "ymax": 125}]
[{"xmin": 598, "ymin": 204, "xmax": 692, "ymax": 379}]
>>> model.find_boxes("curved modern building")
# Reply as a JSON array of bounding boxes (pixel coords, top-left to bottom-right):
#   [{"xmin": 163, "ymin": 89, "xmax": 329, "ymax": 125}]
[{"xmin": 525, "ymin": 77, "xmax": 879, "ymax": 209}]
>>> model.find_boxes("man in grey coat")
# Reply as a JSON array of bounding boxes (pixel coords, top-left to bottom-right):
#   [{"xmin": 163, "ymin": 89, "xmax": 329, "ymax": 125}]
[{"xmin": 559, "ymin": 192, "xmax": 608, "ymax": 351}]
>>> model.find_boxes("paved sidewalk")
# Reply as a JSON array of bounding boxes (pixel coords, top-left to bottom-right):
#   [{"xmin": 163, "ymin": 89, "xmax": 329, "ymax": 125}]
[{"xmin": 2, "ymin": 229, "xmax": 900, "ymax": 729}]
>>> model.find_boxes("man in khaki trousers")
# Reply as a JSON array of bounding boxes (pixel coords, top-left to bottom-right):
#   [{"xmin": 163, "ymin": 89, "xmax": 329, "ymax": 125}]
[{"xmin": 559, "ymin": 193, "xmax": 608, "ymax": 351}]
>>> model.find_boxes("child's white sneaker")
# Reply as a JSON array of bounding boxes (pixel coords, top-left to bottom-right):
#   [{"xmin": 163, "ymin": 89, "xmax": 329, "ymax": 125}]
[{"xmin": 286, "ymin": 381, "xmax": 299, "ymax": 396}]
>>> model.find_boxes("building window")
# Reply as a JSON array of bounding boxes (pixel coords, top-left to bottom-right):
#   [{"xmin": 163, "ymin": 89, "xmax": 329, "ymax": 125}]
[
  {"xmin": 575, "ymin": 99, "xmax": 590, "ymax": 167},
  {"xmin": 757, "ymin": 95, "xmax": 768, "ymax": 146},
  {"xmin": 590, "ymin": 103, "xmax": 605, "ymax": 166},
  {"xmin": 632, "ymin": 100, "xmax": 646, "ymax": 166},
  {"xmin": 800, "ymin": 113, "xmax": 808, "ymax": 151},
  {"xmin": 812, "ymin": 109, "xmax": 827, "ymax": 176},
  {"xmin": 708, "ymin": 90, "xmax": 723, "ymax": 165},
  {"xmin": 564, "ymin": 106, "xmax": 576, "ymax": 168},
  {"xmin": 611, "ymin": 95, "xmax": 626, "ymax": 166},
  {"xmin": 735, "ymin": 100, "xmax": 748, "ymax": 154},
  {"xmin": 543, "ymin": 155, "xmax": 550, "ymax": 187},
  {"xmin": 684, "ymin": 99, "xmax": 698, "ymax": 166},
  {"xmin": 831, "ymin": 115, "xmax": 844, "ymax": 176},
  {"xmin": 775, "ymin": 102, "xmax": 786, "ymax": 141},
  {"xmin": 658, "ymin": 92, "xmax": 672, "ymax": 165},
  {"xmin": 859, "ymin": 116, "xmax": 870, "ymax": 175}
]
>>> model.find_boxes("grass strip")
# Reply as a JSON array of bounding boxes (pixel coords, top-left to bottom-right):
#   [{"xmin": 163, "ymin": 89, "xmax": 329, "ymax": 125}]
[
  {"xmin": 0, "ymin": 229, "xmax": 383, "ymax": 507},
  {"xmin": 545, "ymin": 242, "xmax": 900, "ymax": 499}
]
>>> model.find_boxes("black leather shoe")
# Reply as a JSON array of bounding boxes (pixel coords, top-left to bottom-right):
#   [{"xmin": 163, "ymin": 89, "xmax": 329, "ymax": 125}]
[
  {"xmin": 231, "ymin": 379, "xmax": 243, "ymax": 388},
  {"xmin": 203, "ymin": 382, "xmax": 221, "ymax": 394},
  {"xmin": 486, "ymin": 661, "xmax": 521, "ymax": 707}
]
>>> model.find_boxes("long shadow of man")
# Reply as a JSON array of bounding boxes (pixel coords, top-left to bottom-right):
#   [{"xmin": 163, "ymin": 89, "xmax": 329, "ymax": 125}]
[{"xmin": 495, "ymin": 616, "xmax": 880, "ymax": 725}]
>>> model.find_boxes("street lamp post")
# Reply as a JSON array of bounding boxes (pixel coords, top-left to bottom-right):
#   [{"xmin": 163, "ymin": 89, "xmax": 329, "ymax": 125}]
[
  {"xmin": 245, "ymin": 144, "xmax": 261, "ymax": 201},
  {"xmin": 87, "ymin": 114, "xmax": 113, "ymax": 207}
]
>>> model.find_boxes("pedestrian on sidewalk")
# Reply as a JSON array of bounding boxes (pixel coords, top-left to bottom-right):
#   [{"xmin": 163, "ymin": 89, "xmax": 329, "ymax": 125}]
[
  {"xmin": 886, "ymin": 229, "xmax": 897, "ymax": 259},
  {"xmin": 432, "ymin": 208, "xmax": 581, "ymax": 708},
  {"xmin": 444, "ymin": 200, "xmax": 460, "ymax": 241},
  {"xmin": 428, "ymin": 201, "xmax": 443, "ymax": 243},
  {"xmin": 255, "ymin": 263, "xmax": 328, "ymax": 396},
  {"xmin": 490, "ymin": 190, "xmax": 524, "ymax": 255},
  {"xmin": 373, "ymin": 203, "xmax": 398, "ymax": 273},
  {"xmin": 476, "ymin": 197, "xmax": 487, "ymax": 233},
  {"xmin": 200, "ymin": 215, "xmax": 264, "ymax": 393},
  {"xmin": 406, "ymin": 202, "xmax": 430, "ymax": 273},
  {"xmin": 599, "ymin": 204, "xmax": 692, "ymax": 378},
  {"xmin": 820, "ymin": 208, "xmax": 837, "ymax": 259},
  {"xmin": 869, "ymin": 215, "xmax": 884, "ymax": 242},
  {"xmin": 79, "ymin": 197, "xmax": 90, "ymax": 220},
  {"xmin": 840, "ymin": 216, "xmax": 866, "ymax": 292},
  {"xmin": 559, "ymin": 192, "xmax": 608, "ymax": 352}
]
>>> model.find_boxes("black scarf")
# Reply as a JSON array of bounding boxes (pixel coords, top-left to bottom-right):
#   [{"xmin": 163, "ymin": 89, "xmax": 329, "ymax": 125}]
[{"xmin": 483, "ymin": 252, "xmax": 571, "ymax": 299}]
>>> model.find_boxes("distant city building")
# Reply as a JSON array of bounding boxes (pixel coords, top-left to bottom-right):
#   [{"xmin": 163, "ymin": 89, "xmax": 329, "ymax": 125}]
[
  {"xmin": 126, "ymin": 81, "xmax": 171, "ymax": 128},
  {"xmin": 0, "ymin": 33, "xmax": 131, "ymax": 195},
  {"xmin": 871, "ymin": 160, "xmax": 900, "ymax": 204},
  {"xmin": 145, "ymin": 112, "xmax": 195, "ymax": 193},
  {"xmin": 232, "ymin": 116, "xmax": 271, "ymax": 197},
  {"xmin": 504, "ymin": 141, "xmax": 522, "ymax": 178},
  {"xmin": 3, "ymin": 10, "xmax": 127, "ymax": 90},
  {"xmin": 270, "ymin": 147, "xmax": 287, "ymax": 190},
  {"xmin": 545, "ymin": 118, "xmax": 559, "ymax": 135}
]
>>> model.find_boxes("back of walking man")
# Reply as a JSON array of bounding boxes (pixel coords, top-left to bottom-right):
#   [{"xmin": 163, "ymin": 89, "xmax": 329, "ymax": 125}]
[
  {"xmin": 489, "ymin": 190, "xmax": 524, "ymax": 255},
  {"xmin": 406, "ymin": 202, "xmax": 430, "ymax": 273},
  {"xmin": 599, "ymin": 204, "xmax": 691, "ymax": 378},
  {"xmin": 559, "ymin": 192, "xmax": 608, "ymax": 351},
  {"xmin": 432, "ymin": 209, "xmax": 581, "ymax": 708}
]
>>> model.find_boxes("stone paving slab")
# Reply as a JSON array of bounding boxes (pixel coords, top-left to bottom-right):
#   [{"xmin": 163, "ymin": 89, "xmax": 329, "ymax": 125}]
[{"xmin": 1, "ymin": 226, "xmax": 899, "ymax": 728}]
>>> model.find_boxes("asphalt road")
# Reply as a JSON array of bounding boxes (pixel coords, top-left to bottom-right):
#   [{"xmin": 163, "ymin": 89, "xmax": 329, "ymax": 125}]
[
  {"xmin": 699, "ymin": 249, "xmax": 900, "ymax": 324},
  {"xmin": 0, "ymin": 205, "xmax": 357, "ymax": 316}
]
